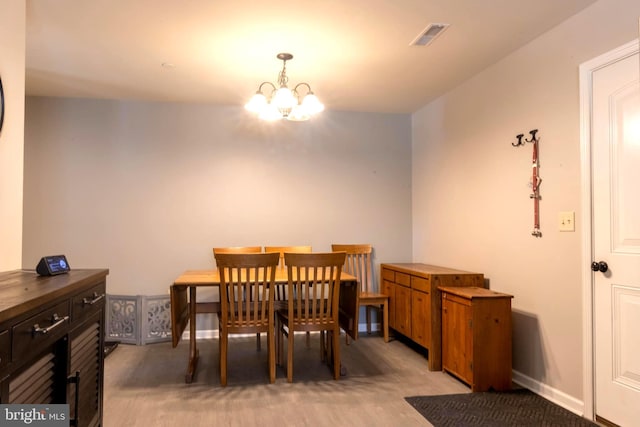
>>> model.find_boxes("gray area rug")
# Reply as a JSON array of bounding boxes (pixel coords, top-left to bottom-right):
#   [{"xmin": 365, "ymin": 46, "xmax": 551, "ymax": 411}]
[{"xmin": 405, "ymin": 389, "xmax": 597, "ymax": 427}]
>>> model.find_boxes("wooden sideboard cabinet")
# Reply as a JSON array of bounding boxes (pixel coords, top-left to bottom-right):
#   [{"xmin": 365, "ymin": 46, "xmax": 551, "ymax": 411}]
[
  {"xmin": 440, "ymin": 286, "xmax": 513, "ymax": 392},
  {"xmin": 0, "ymin": 269, "xmax": 108, "ymax": 427},
  {"xmin": 381, "ymin": 263, "xmax": 483, "ymax": 371}
]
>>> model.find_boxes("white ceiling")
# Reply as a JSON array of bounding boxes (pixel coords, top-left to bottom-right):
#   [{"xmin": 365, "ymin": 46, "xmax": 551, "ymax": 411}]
[{"xmin": 25, "ymin": 0, "xmax": 597, "ymax": 114}]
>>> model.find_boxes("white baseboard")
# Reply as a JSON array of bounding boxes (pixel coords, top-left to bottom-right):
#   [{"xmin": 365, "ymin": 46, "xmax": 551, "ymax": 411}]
[
  {"xmin": 512, "ymin": 370, "xmax": 586, "ymax": 417},
  {"xmin": 182, "ymin": 329, "xmax": 218, "ymax": 340}
]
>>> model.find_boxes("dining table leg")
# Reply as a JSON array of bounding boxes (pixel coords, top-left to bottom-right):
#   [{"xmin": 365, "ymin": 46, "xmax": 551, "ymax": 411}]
[
  {"xmin": 325, "ymin": 331, "xmax": 347, "ymax": 376},
  {"xmin": 185, "ymin": 285, "xmax": 199, "ymax": 383}
]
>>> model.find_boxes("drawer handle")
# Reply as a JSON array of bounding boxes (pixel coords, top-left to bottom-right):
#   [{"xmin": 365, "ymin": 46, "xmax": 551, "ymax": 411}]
[
  {"xmin": 33, "ymin": 313, "xmax": 69, "ymax": 335},
  {"xmin": 82, "ymin": 292, "xmax": 105, "ymax": 306}
]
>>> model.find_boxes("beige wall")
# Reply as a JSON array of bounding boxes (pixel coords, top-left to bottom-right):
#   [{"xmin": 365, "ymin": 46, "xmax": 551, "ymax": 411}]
[
  {"xmin": 23, "ymin": 98, "xmax": 412, "ymax": 299},
  {"xmin": 0, "ymin": 2, "xmax": 25, "ymax": 271},
  {"xmin": 412, "ymin": 0, "xmax": 640, "ymax": 412}
]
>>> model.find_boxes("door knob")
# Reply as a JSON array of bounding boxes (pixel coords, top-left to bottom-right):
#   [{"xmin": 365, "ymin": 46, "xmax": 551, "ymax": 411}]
[{"xmin": 591, "ymin": 261, "xmax": 608, "ymax": 273}]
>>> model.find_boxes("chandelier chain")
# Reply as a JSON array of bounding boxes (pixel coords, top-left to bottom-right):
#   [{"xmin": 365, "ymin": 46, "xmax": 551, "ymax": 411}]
[{"xmin": 278, "ymin": 61, "xmax": 289, "ymax": 87}]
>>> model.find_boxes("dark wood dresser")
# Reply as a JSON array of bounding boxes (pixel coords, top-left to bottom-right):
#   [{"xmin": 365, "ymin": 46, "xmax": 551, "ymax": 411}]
[{"xmin": 0, "ymin": 269, "xmax": 108, "ymax": 427}]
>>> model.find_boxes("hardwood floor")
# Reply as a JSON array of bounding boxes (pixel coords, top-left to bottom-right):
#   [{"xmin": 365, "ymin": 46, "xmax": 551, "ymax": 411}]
[{"xmin": 104, "ymin": 333, "xmax": 471, "ymax": 426}]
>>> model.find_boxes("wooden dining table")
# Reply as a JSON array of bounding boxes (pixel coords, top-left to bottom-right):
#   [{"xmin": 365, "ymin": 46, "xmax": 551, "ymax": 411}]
[{"xmin": 170, "ymin": 268, "xmax": 360, "ymax": 383}]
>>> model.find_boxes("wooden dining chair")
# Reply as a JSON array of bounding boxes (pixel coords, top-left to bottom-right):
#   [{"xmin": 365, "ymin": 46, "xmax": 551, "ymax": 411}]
[
  {"xmin": 331, "ymin": 244, "xmax": 389, "ymax": 343},
  {"xmin": 265, "ymin": 246, "xmax": 313, "ymax": 347},
  {"xmin": 276, "ymin": 251, "xmax": 346, "ymax": 382},
  {"xmin": 213, "ymin": 246, "xmax": 263, "ymax": 349},
  {"xmin": 214, "ymin": 252, "xmax": 280, "ymax": 386}
]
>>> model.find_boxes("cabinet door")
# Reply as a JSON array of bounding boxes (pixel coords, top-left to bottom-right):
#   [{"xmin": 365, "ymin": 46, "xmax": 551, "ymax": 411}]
[
  {"xmin": 395, "ymin": 285, "xmax": 412, "ymax": 337},
  {"xmin": 442, "ymin": 296, "xmax": 472, "ymax": 384},
  {"xmin": 381, "ymin": 280, "xmax": 396, "ymax": 329},
  {"xmin": 411, "ymin": 290, "xmax": 430, "ymax": 348},
  {"xmin": 68, "ymin": 310, "xmax": 104, "ymax": 427}
]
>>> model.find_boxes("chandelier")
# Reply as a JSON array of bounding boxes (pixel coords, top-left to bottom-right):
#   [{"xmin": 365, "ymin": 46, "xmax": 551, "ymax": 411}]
[{"xmin": 245, "ymin": 53, "xmax": 324, "ymax": 121}]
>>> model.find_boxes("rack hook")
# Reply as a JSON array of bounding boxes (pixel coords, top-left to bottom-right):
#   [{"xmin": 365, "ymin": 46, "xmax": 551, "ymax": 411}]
[
  {"xmin": 525, "ymin": 129, "xmax": 539, "ymax": 143},
  {"xmin": 512, "ymin": 134, "xmax": 525, "ymax": 147}
]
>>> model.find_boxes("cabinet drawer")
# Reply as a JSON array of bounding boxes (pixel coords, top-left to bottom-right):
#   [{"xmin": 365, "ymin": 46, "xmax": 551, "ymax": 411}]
[
  {"xmin": 442, "ymin": 292, "xmax": 471, "ymax": 307},
  {"xmin": 72, "ymin": 281, "xmax": 106, "ymax": 322},
  {"xmin": 381, "ymin": 268, "xmax": 395, "ymax": 282},
  {"xmin": 0, "ymin": 330, "xmax": 9, "ymax": 370},
  {"xmin": 411, "ymin": 276, "xmax": 430, "ymax": 292},
  {"xmin": 396, "ymin": 272, "xmax": 410, "ymax": 287},
  {"xmin": 12, "ymin": 301, "xmax": 70, "ymax": 362}
]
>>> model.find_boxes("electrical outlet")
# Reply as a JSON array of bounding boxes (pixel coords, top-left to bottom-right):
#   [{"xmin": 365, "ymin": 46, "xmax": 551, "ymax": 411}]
[{"xmin": 559, "ymin": 211, "xmax": 575, "ymax": 232}]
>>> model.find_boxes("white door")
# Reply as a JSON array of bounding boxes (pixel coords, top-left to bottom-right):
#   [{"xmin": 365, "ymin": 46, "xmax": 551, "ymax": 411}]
[{"xmin": 592, "ymin": 48, "xmax": 640, "ymax": 427}]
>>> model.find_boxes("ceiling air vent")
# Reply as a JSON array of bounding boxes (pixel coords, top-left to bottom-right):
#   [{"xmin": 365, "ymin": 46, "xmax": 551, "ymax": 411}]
[{"xmin": 410, "ymin": 23, "xmax": 449, "ymax": 47}]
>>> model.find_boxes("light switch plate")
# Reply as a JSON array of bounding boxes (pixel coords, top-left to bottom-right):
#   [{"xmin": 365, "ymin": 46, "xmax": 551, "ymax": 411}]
[{"xmin": 559, "ymin": 211, "xmax": 575, "ymax": 232}]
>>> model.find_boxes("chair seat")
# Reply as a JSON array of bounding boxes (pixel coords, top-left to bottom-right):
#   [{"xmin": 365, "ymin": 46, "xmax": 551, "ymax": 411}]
[
  {"xmin": 218, "ymin": 317, "xmax": 272, "ymax": 327},
  {"xmin": 275, "ymin": 301, "xmax": 335, "ymax": 322},
  {"xmin": 276, "ymin": 308, "xmax": 337, "ymax": 322},
  {"xmin": 360, "ymin": 291, "xmax": 388, "ymax": 303},
  {"xmin": 217, "ymin": 307, "xmax": 274, "ymax": 316},
  {"xmin": 273, "ymin": 300, "xmax": 288, "ymax": 311},
  {"xmin": 217, "ymin": 311, "xmax": 273, "ymax": 332},
  {"xmin": 277, "ymin": 316, "xmax": 337, "ymax": 332}
]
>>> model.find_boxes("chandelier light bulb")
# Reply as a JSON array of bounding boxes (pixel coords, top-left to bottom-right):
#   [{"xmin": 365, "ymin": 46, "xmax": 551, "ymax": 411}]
[
  {"xmin": 245, "ymin": 92, "xmax": 267, "ymax": 113},
  {"xmin": 272, "ymin": 86, "xmax": 298, "ymax": 111},
  {"xmin": 301, "ymin": 93, "xmax": 324, "ymax": 115},
  {"xmin": 287, "ymin": 105, "xmax": 311, "ymax": 122}
]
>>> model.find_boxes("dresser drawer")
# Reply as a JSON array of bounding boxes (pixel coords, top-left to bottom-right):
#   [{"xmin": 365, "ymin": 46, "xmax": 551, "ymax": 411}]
[
  {"xmin": 381, "ymin": 268, "xmax": 395, "ymax": 282},
  {"xmin": 395, "ymin": 272, "xmax": 410, "ymax": 287},
  {"xmin": 12, "ymin": 301, "xmax": 70, "ymax": 361},
  {"xmin": 411, "ymin": 276, "xmax": 430, "ymax": 292},
  {"xmin": 0, "ymin": 330, "xmax": 9, "ymax": 370},
  {"xmin": 72, "ymin": 281, "xmax": 106, "ymax": 322}
]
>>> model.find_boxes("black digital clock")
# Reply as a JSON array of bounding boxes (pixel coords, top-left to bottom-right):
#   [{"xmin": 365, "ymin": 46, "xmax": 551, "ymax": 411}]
[{"xmin": 36, "ymin": 255, "xmax": 71, "ymax": 276}]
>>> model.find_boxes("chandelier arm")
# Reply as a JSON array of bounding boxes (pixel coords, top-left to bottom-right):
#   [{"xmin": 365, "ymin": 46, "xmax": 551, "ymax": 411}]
[
  {"xmin": 293, "ymin": 82, "xmax": 312, "ymax": 96},
  {"xmin": 257, "ymin": 81, "xmax": 277, "ymax": 95}
]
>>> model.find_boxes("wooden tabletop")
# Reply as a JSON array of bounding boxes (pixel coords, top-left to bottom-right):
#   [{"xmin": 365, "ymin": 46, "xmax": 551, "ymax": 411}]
[{"xmin": 173, "ymin": 268, "xmax": 356, "ymax": 286}]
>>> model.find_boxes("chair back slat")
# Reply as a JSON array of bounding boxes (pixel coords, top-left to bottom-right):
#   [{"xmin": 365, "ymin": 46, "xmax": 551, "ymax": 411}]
[{"xmin": 331, "ymin": 244, "xmax": 373, "ymax": 293}]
